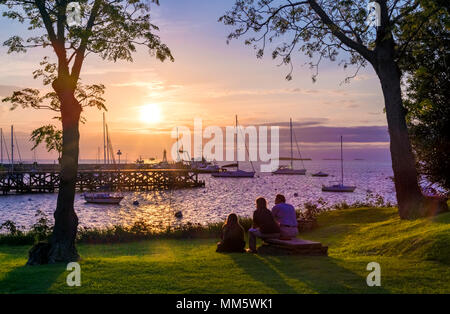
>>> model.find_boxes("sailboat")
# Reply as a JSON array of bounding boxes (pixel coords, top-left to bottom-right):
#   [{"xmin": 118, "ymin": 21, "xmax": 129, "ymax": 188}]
[
  {"xmin": 85, "ymin": 114, "xmax": 124, "ymax": 204},
  {"xmin": 84, "ymin": 192, "xmax": 124, "ymax": 204},
  {"xmin": 212, "ymin": 116, "xmax": 255, "ymax": 178},
  {"xmin": 196, "ymin": 162, "xmax": 220, "ymax": 173},
  {"xmin": 272, "ymin": 118, "xmax": 307, "ymax": 175},
  {"xmin": 322, "ymin": 136, "xmax": 356, "ymax": 192}
]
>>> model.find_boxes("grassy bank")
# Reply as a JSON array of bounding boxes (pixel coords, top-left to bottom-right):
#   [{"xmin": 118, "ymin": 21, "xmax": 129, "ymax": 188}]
[{"xmin": 0, "ymin": 207, "xmax": 449, "ymax": 293}]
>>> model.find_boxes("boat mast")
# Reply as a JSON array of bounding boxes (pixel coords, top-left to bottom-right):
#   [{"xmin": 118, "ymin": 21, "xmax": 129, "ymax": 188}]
[
  {"xmin": 14, "ymin": 129, "xmax": 22, "ymax": 163},
  {"xmin": 11, "ymin": 125, "xmax": 14, "ymax": 171},
  {"xmin": 235, "ymin": 115, "xmax": 239, "ymax": 171},
  {"xmin": 105, "ymin": 123, "xmax": 111, "ymax": 165},
  {"xmin": 340, "ymin": 135, "xmax": 344, "ymax": 186},
  {"xmin": 290, "ymin": 118, "xmax": 293, "ymax": 169},
  {"xmin": 176, "ymin": 127, "xmax": 180, "ymax": 162},
  {"xmin": 103, "ymin": 112, "xmax": 108, "ymax": 164},
  {"xmin": 0, "ymin": 128, "xmax": 2, "ymax": 164}
]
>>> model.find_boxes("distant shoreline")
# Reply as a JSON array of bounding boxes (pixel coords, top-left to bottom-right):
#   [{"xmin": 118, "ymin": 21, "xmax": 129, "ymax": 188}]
[
  {"xmin": 278, "ymin": 157, "xmax": 312, "ymax": 161},
  {"xmin": 322, "ymin": 158, "xmax": 366, "ymax": 161}
]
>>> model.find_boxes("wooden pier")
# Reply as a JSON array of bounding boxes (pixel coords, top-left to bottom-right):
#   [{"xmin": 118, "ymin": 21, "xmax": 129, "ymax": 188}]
[{"xmin": 0, "ymin": 169, "xmax": 205, "ymax": 194}]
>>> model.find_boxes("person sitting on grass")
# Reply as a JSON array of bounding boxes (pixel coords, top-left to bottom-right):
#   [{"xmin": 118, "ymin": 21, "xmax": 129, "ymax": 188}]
[
  {"xmin": 272, "ymin": 194, "xmax": 298, "ymax": 240},
  {"xmin": 247, "ymin": 197, "xmax": 280, "ymax": 253},
  {"xmin": 216, "ymin": 213, "xmax": 246, "ymax": 253}
]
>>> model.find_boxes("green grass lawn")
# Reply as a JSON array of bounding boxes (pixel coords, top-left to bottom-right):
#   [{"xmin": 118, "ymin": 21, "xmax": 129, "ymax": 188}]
[{"xmin": 0, "ymin": 207, "xmax": 449, "ymax": 293}]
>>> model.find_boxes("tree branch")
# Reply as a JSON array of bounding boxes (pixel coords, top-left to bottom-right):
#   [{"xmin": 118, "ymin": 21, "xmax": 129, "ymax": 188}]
[
  {"xmin": 70, "ymin": 0, "xmax": 102, "ymax": 84},
  {"xmin": 34, "ymin": 0, "xmax": 57, "ymax": 45},
  {"xmin": 396, "ymin": 7, "xmax": 441, "ymax": 62},
  {"xmin": 35, "ymin": 0, "xmax": 69, "ymax": 75},
  {"xmin": 391, "ymin": 1, "xmax": 420, "ymax": 25},
  {"xmin": 307, "ymin": 0, "xmax": 374, "ymax": 63}
]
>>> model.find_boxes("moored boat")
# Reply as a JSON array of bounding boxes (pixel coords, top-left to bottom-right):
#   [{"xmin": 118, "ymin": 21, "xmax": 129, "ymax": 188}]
[
  {"xmin": 212, "ymin": 115, "xmax": 256, "ymax": 178},
  {"xmin": 272, "ymin": 118, "xmax": 307, "ymax": 175},
  {"xmin": 312, "ymin": 171, "xmax": 329, "ymax": 177},
  {"xmin": 212, "ymin": 168, "xmax": 255, "ymax": 178},
  {"xmin": 196, "ymin": 164, "xmax": 220, "ymax": 173},
  {"xmin": 84, "ymin": 192, "xmax": 124, "ymax": 204},
  {"xmin": 321, "ymin": 183, "xmax": 356, "ymax": 193},
  {"xmin": 272, "ymin": 166, "xmax": 306, "ymax": 175},
  {"xmin": 322, "ymin": 136, "xmax": 356, "ymax": 193}
]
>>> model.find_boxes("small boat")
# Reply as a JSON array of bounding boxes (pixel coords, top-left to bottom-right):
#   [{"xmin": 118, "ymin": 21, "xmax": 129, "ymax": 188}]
[
  {"xmin": 212, "ymin": 115, "xmax": 256, "ymax": 178},
  {"xmin": 312, "ymin": 171, "xmax": 329, "ymax": 177},
  {"xmin": 212, "ymin": 168, "xmax": 255, "ymax": 178},
  {"xmin": 222, "ymin": 163, "xmax": 238, "ymax": 168},
  {"xmin": 322, "ymin": 136, "xmax": 356, "ymax": 193},
  {"xmin": 272, "ymin": 118, "xmax": 306, "ymax": 175},
  {"xmin": 322, "ymin": 184, "xmax": 355, "ymax": 193},
  {"xmin": 273, "ymin": 165, "xmax": 306, "ymax": 175},
  {"xmin": 84, "ymin": 192, "xmax": 124, "ymax": 204},
  {"xmin": 196, "ymin": 163, "xmax": 220, "ymax": 173}
]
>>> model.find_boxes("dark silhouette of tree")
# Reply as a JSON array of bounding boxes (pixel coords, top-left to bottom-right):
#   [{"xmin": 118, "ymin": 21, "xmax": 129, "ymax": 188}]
[
  {"xmin": 30, "ymin": 125, "xmax": 63, "ymax": 161},
  {"xmin": 401, "ymin": 2, "xmax": 450, "ymax": 191},
  {"xmin": 1, "ymin": 0, "xmax": 173, "ymax": 264},
  {"xmin": 4, "ymin": 57, "xmax": 106, "ymax": 163},
  {"xmin": 220, "ymin": 0, "xmax": 448, "ymax": 218}
]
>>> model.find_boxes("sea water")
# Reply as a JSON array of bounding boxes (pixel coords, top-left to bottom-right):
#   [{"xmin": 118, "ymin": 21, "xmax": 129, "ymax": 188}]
[{"xmin": 0, "ymin": 160, "xmax": 395, "ymax": 231}]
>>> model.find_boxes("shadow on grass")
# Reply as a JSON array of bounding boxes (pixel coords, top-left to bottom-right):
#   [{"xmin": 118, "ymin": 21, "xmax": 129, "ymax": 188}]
[
  {"xmin": 0, "ymin": 263, "xmax": 66, "ymax": 293},
  {"xmin": 230, "ymin": 253, "xmax": 390, "ymax": 293},
  {"xmin": 226, "ymin": 252, "xmax": 297, "ymax": 293}
]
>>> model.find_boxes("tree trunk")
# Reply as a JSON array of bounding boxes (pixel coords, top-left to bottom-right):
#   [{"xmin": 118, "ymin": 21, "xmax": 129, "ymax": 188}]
[
  {"xmin": 374, "ymin": 44, "xmax": 424, "ymax": 219},
  {"xmin": 27, "ymin": 86, "xmax": 81, "ymax": 265},
  {"xmin": 48, "ymin": 90, "xmax": 81, "ymax": 263}
]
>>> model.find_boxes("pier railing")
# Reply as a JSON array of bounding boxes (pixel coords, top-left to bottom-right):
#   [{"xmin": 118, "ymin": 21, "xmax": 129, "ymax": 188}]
[{"xmin": 0, "ymin": 169, "xmax": 205, "ymax": 194}]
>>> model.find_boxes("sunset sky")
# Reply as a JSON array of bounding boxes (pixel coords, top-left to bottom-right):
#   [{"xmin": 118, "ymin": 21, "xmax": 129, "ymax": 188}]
[{"xmin": 0, "ymin": 0, "xmax": 390, "ymax": 163}]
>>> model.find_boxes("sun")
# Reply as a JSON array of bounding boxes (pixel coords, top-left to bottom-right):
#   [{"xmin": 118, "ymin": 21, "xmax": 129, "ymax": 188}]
[{"xmin": 140, "ymin": 103, "xmax": 162, "ymax": 124}]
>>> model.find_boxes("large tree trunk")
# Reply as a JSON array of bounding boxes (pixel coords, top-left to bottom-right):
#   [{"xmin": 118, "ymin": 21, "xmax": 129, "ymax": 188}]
[
  {"xmin": 48, "ymin": 89, "xmax": 81, "ymax": 263},
  {"xmin": 27, "ymin": 86, "xmax": 81, "ymax": 265},
  {"xmin": 374, "ymin": 43, "xmax": 424, "ymax": 219}
]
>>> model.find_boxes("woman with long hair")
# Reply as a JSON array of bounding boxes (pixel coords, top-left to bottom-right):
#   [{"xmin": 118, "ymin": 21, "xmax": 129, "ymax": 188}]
[
  {"xmin": 248, "ymin": 197, "xmax": 280, "ymax": 252},
  {"xmin": 216, "ymin": 213, "xmax": 246, "ymax": 253}
]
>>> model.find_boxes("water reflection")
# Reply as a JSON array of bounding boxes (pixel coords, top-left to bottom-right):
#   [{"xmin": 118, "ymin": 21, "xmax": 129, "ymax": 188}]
[{"xmin": 0, "ymin": 161, "xmax": 395, "ymax": 231}]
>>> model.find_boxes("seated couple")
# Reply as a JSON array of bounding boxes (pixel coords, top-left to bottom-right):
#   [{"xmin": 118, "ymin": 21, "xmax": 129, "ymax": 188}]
[{"xmin": 216, "ymin": 194, "xmax": 298, "ymax": 253}]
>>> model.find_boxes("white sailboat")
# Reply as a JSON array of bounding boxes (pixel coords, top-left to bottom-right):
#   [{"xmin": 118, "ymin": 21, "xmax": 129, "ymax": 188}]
[
  {"xmin": 212, "ymin": 116, "xmax": 255, "ymax": 178},
  {"xmin": 84, "ymin": 192, "xmax": 124, "ymax": 204},
  {"xmin": 272, "ymin": 118, "xmax": 307, "ymax": 175},
  {"xmin": 322, "ymin": 136, "xmax": 356, "ymax": 193},
  {"xmin": 85, "ymin": 114, "xmax": 125, "ymax": 204}
]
